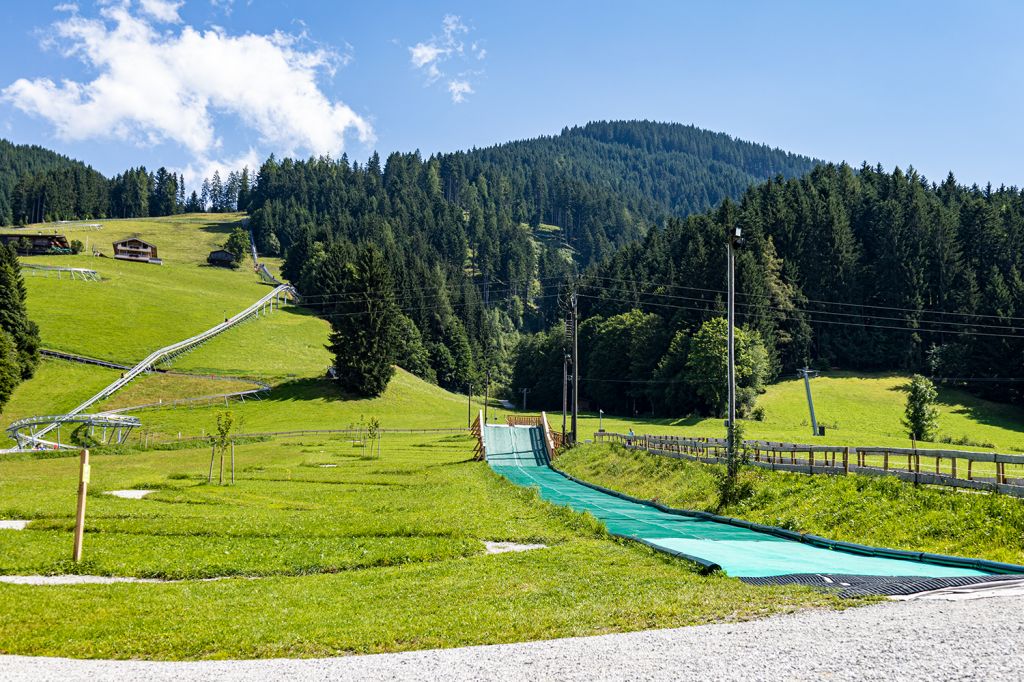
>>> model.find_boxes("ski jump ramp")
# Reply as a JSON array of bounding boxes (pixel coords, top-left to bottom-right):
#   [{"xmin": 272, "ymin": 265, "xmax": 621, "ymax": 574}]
[{"xmin": 481, "ymin": 421, "xmax": 1024, "ymax": 594}]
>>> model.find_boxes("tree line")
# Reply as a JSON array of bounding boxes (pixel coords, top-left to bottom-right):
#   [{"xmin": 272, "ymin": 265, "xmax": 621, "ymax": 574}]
[{"xmin": 0, "ymin": 136, "xmax": 256, "ymax": 224}]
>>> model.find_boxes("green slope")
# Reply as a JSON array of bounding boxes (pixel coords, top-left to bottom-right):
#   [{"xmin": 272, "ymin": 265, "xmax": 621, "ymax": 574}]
[
  {"xmin": 581, "ymin": 372, "xmax": 1024, "ymax": 452},
  {"xmin": 21, "ymin": 213, "xmax": 265, "ymax": 363}
]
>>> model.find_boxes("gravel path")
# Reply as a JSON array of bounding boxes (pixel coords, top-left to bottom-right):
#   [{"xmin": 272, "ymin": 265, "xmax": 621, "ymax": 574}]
[{"xmin": 2, "ymin": 594, "xmax": 1022, "ymax": 681}]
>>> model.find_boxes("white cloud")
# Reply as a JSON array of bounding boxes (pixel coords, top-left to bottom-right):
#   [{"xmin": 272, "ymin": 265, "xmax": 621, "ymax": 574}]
[
  {"xmin": 408, "ymin": 14, "xmax": 484, "ymax": 103},
  {"xmin": 3, "ymin": 3, "xmax": 372, "ymax": 171},
  {"xmin": 139, "ymin": 0, "xmax": 183, "ymax": 23},
  {"xmin": 447, "ymin": 79, "xmax": 472, "ymax": 104},
  {"xmin": 210, "ymin": 0, "xmax": 234, "ymax": 16}
]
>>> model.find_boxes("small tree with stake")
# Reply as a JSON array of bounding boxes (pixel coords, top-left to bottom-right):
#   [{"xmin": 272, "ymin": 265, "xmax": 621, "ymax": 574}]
[
  {"xmin": 903, "ymin": 374, "xmax": 940, "ymax": 442},
  {"xmin": 208, "ymin": 411, "xmax": 235, "ymax": 485}
]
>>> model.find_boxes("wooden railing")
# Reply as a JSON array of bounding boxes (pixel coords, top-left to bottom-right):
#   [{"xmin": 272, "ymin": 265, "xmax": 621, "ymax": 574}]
[
  {"xmin": 539, "ymin": 412, "xmax": 558, "ymax": 461},
  {"xmin": 594, "ymin": 432, "xmax": 1024, "ymax": 498}
]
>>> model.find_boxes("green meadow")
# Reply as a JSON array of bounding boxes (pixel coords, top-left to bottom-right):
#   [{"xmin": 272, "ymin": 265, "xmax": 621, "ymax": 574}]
[{"xmin": 0, "ymin": 433, "xmax": 836, "ymax": 659}]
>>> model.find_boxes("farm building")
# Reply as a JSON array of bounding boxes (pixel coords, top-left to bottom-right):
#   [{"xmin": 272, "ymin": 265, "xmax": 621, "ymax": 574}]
[
  {"xmin": 112, "ymin": 237, "xmax": 162, "ymax": 265},
  {"xmin": 207, "ymin": 249, "xmax": 236, "ymax": 267},
  {"xmin": 0, "ymin": 233, "xmax": 72, "ymax": 255}
]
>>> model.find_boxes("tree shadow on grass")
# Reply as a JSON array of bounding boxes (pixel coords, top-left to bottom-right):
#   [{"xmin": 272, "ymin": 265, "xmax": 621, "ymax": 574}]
[
  {"xmin": 197, "ymin": 217, "xmax": 246, "ymax": 239},
  {"xmin": 262, "ymin": 377, "xmax": 354, "ymax": 405}
]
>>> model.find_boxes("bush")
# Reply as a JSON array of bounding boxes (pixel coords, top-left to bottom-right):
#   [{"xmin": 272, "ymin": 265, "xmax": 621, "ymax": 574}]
[{"xmin": 70, "ymin": 239, "xmax": 84, "ymax": 254}]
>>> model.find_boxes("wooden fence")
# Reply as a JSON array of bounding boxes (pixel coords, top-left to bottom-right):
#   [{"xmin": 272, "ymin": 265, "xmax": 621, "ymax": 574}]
[{"xmin": 595, "ymin": 432, "xmax": 1024, "ymax": 498}]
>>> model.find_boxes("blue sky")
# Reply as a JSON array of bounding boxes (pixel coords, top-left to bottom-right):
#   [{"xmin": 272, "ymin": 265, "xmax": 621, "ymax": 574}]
[{"xmin": 1, "ymin": 1, "xmax": 1022, "ymax": 189}]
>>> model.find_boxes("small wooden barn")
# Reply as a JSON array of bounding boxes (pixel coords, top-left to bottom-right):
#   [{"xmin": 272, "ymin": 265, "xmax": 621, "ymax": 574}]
[
  {"xmin": 112, "ymin": 237, "xmax": 161, "ymax": 264},
  {"xmin": 207, "ymin": 249, "xmax": 236, "ymax": 267}
]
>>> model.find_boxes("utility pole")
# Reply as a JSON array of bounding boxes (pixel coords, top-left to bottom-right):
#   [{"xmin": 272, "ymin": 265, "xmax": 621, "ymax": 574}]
[
  {"xmin": 798, "ymin": 367, "xmax": 820, "ymax": 436},
  {"xmin": 727, "ymin": 225, "xmax": 744, "ymax": 459},
  {"xmin": 484, "ymin": 371, "xmax": 490, "ymax": 424},
  {"xmin": 521, "ymin": 387, "xmax": 530, "ymax": 411},
  {"xmin": 562, "ymin": 354, "xmax": 568, "ymax": 442},
  {"xmin": 570, "ymin": 290, "xmax": 579, "ymax": 446}
]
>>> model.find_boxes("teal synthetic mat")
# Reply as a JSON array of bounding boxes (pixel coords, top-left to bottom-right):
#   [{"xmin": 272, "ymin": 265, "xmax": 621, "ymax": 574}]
[{"xmin": 484, "ymin": 424, "xmax": 990, "ymax": 578}]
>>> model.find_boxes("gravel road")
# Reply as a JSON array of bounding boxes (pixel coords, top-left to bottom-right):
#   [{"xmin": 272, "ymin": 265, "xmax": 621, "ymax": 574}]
[{"xmin": 2, "ymin": 594, "xmax": 1022, "ymax": 681}]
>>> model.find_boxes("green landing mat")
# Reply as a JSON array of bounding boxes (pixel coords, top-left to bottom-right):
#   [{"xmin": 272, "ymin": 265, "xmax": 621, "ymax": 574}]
[{"xmin": 483, "ymin": 424, "xmax": 991, "ymax": 579}]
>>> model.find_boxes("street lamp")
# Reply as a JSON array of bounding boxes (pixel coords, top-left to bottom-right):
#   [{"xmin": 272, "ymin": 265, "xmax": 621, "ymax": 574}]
[{"xmin": 599, "ymin": 409, "xmax": 604, "ymax": 433}]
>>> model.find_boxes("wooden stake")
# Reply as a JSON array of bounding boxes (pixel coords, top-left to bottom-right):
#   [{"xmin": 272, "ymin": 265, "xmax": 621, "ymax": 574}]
[
  {"xmin": 208, "ymin": 444, "xmax": 215, "ymax": 483},
  {"xmin": 231, "ymin": 441, "xmax": 235, "ymax": 485},
  {"xmin": 73, "ymin": 449, "xmax": 90, "ymax": 562}
]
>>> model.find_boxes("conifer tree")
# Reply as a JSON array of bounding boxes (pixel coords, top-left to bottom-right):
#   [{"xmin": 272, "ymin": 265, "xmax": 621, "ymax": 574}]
[
  {"xmin": 327, "ymin": 244, "xmax": 400, "ymax": 397},
  {"xmin": 0, "ymin": 244, "xmax": 40, "ymax": 380}
]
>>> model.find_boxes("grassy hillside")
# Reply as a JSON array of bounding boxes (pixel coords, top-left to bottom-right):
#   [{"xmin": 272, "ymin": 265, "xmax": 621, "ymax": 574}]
[
  {"xmin": 169, "ymin": 305, "xmax": 331, "ymax": 381},
  {"xmin": 127, "ymin": 368, "xmax": 486, "ymax": 441},
  {"xmin": 21, "ymin": 213, "xmax": 268, "ymax": 363},
  {"xmin": 0, "ymin": 433, "xmax": 833, "ymax": 659},
  {"xmin": 578, "ymin": 373, "xmax": 1024, "ymax": 453}
]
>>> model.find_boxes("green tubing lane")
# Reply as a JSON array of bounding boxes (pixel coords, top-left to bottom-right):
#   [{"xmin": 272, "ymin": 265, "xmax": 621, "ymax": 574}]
[{"xmin": 483, "ymin": 424, "xmax": 987, "ymax": 579}]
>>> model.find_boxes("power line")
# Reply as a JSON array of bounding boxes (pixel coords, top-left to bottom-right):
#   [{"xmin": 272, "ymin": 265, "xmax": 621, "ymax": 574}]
[
  {"xmin": 576, "ymin": 293, "xmax": 1024, "ymax": 341},
  {"xmin": 298, "ymin": 275, "xmax": 569, "ymax": 304},
  {"xmin": 582, "ymin": 282, "xmax": 1024, "ymax": 333},
  {"xmin": 587, "ymin": 274, "xmax": 1024, "ymax": 324}
]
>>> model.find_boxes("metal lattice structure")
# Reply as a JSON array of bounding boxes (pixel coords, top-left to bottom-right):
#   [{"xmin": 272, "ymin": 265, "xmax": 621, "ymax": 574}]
[
  {"xmin": 6, "ymin": 413, "xmax": 141, "ymax": 450},
  {"xmin": 22, "ymin": 264, "xmax": 100, "ymax": 281}
]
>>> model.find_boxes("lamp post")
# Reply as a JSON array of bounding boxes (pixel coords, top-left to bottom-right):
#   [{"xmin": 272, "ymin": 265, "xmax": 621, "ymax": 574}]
[
  {"xmin": 727, "ymin": 225, "xmax": 744, "ymax": 459},
  {"xmin": 599, "ymin": 409, "xmax": 604, "ymax": 433}
]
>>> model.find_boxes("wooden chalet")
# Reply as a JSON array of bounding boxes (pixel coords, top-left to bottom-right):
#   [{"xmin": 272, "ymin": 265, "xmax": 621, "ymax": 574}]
[
  {"xmin": 112, "ymin": 237, "xmax": 161, "ymax": 265},
  {"xmin": 207, "ymin": 249, "xmax": 236, "ymax": 267},
  {"xmin": 0, "ymin": 233, "xmax": 72, "ymax": 255}
]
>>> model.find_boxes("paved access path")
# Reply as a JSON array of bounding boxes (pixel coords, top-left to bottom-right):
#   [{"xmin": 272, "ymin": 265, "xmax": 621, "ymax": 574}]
[{"xmin": 2, "ymin": 595, "xmax": 1021, "ymax": 681}]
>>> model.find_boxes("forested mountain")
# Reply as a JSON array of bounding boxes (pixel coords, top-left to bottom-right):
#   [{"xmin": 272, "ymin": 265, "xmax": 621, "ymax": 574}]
[
  {"xmin": 461, "ymin": 120, "xmax": 822, "ymax": 223},
  {"xmin": 515, "ymin": 163, "xmax": 1024, "ymax": 414},
  {"xmin": 246, "ymin": 121, "xmax": 822, "ymax": 397},
  {"xmin": 0, "ymin": 139, "xmax": 108, "ymax": 226}
]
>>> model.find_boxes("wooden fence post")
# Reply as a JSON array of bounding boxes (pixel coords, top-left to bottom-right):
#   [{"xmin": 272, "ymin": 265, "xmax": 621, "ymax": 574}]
[
  {"xmin": 72, "ymin": 449, "xmax": 90, "ymax": 562},
  {"xmin": 843, "ymin": 447, "xmax": 850, "ymax": 474}
]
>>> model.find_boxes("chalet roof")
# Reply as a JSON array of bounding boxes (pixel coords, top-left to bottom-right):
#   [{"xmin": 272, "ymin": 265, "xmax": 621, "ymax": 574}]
[
  {"xmin": 113, "ymin": 236, "xmax": 155, "ymax": 247},
  {"xmin": 208, "ymin": 249, "xmax": 235, "ymax": 259}
]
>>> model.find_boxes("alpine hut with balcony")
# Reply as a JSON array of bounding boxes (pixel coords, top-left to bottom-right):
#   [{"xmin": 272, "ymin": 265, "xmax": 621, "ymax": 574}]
[{"xmin": 112, "ymin": 237, "xmax": 162, "ymax": 265}]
